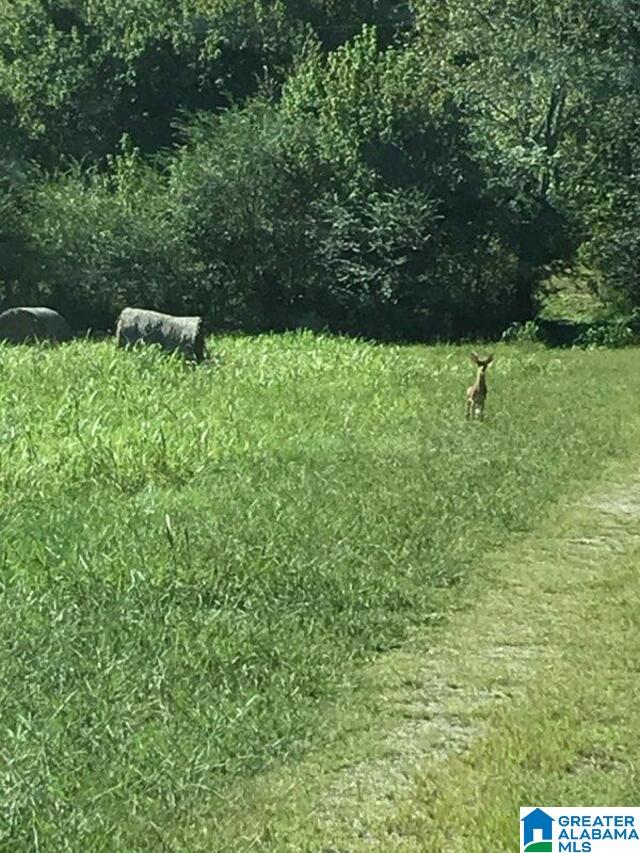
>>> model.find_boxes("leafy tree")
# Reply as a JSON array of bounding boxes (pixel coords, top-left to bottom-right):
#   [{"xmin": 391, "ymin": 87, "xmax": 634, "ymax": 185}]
[
  {"xmin": 168, "ymin": 101, "xmax": 325, "ymax": 330},
  {"xmin": 412, "ymin": 0, "xmax": 640, "ymax": 307},
  {"xmin": 413, "ymin": 0, "xmax": 623, "ymax": 198},
  {"xmin": 282, "ymin": 26, "xmax": 528, "ymax": 336},
  {"xmin": 5, "ymin": 0, "xmax": 640, "ymax": 336},
  {"xmin": 24, "ymin": 137, "xmax": 194, "ymax": 327},
  {"xmin": 21, "ymin": 24, "xmax": 537, "ymax": 337},
  {"xmin": 0, "ymin": 153, "xmax": 34, "ymax": 310},
  {"xmin": 0, "ymin": 0, "xmax": 411, "ymax": 167}
]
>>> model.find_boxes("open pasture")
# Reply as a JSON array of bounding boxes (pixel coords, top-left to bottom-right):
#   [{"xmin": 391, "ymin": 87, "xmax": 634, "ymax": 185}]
[{"xmin": 1, "ymin": 334, "xmax": 640, "ymax": 849}]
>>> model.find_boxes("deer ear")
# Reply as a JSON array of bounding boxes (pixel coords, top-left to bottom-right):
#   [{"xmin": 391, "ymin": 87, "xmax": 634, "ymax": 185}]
[
  {"xmin": 470, "ymin": 351, "xmax": 480, "ymax": 364},
  {"xmin": 487, "ymin": 354, "xmax": 494, "ymax": 365}
]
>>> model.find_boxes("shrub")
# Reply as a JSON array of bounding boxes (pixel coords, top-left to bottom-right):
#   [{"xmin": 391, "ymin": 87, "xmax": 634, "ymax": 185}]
[
  {"xmin": 281, "ymin": 28, "xmax": 531, "ymax": 338},
  {"xmin": 13, "ymin": 25, "xmax": 571, "ymax": 340},
  {"xmin": 24, "ymin": 139, "xmax": 195, "ymax": 329},
  {"xmin": 575, "ymin": 318, "xmax": 638, "ymax": 349},
  {"xmin": 168, "ymin": 102, "xmax": 328, "ymax": 332},
  {"xmin": 501, "ymin": 320, "xmax": 541, "ymax": 344},
  {"xmin": 0, "ymin": 106, "xmax": 39, "ymax": 308}
]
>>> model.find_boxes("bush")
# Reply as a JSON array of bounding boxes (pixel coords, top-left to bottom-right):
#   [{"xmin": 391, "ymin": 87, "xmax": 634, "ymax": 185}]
[
  {"xmin": 575, "ymin": 318, "xmax": 638, "ymax": 349},
  {"xmin": 280, "ymin": 28, "xmax": 534, "ymax": 338},
  {"xmin": 501, "ymin": 315, "xmax": 639, "ymax": 349},
  {"xmin": 168, "ymin": 103, "xmax": 324, "ymax": 332},
  {"xmin": 11, "ymin": 26, "xmax": 572, "ymax": 340},
  {"xmin": 0, "ymin": 157, "xmax": 34, "ymax": 310},
  {"xmin": 166, "ymin": 29, "xmax": 540, "ymax": 340},
  {"xmin": 24, "ymin": 139, "xmax": 195, "ymax": 329},
  {"xmin": 501, "ymin": 320, "xmax": 541, "ymax": 344}
]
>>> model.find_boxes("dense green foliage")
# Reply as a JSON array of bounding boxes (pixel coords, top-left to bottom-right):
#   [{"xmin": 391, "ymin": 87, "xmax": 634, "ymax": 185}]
[
  {"xmin": 0, "ymin": 1, "xmax": 408, "ymax": 164},
  {"xmin": 2, "ymin": 336, "xmax": 640, "ymax": 848},
  {"xmin": 0, "ymin": 0, "xmax": 638, "ymax": 336}
]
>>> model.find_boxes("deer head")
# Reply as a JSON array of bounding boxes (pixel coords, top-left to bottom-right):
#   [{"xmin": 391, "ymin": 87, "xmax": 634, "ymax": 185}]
[{"xmin": 470, "ymin": 351, "xmax": 494, "ymax": 371}]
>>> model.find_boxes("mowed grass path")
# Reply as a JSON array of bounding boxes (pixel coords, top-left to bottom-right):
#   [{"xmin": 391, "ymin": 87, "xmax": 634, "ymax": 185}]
[
  {"xmin": 209, "ymin": 461, "xmax": 640, "ymax": 851},
  {"xmin": 1, "ymin": 335, "xmax": 639, "ymax": 848}
]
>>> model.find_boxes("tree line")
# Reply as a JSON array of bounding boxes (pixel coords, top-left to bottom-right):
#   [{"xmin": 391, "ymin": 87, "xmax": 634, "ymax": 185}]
[{"xmin": 1, "ymin": 0, "xmax": 638, "ymax": 339}]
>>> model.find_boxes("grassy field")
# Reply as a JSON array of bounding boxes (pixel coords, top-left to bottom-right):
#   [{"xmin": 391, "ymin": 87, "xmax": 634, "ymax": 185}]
[
  {"xmin": 211, "ymin": 460, "xmax": 640, "ymax": 851},
  {"xmin": 1, "ymin": 334, "xmax": 640, "ymax": 849}
]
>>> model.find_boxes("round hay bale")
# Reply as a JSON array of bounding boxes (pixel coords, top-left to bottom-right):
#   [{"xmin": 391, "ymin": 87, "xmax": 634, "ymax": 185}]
[
  {"xmin": 115, "ymin": 307, "xmax": 206, "ymax": 363},
  {"xmin": 0, "ymin": 307, "xmax": 73, "ymax": 343}
]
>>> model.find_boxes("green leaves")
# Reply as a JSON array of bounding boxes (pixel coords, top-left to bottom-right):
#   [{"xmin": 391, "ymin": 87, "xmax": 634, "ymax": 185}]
[
  {"xmin": 0, "ymin": 0, "xmax": 406, "ymax": 166},
  {"xmin": 2, "ymin": 0, "xmax": 640, "ymax": 332}
]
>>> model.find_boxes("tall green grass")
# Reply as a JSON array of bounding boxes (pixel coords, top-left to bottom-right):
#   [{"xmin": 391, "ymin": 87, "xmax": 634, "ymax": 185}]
[{"xmin": 1, "ymin": 335, "xmax": 639, "ymax": 848}]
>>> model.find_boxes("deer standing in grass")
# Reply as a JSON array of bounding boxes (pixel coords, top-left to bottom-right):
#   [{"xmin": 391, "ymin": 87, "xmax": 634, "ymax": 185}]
[{"xmin": 466, "ymin": 352, "xmax": 494, "ymax": 420}]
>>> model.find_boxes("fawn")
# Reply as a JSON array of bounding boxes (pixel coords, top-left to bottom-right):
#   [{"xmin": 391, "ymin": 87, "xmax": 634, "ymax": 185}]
[{"xmin": 466, "ymin": 352, "xmax": 494, "ymax": 420}]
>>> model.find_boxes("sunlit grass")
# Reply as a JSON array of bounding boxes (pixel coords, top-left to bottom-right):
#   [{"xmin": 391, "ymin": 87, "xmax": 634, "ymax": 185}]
[
  {"xmin": 387, "ymin": 478, "xmax": 640, "ymax": 853},
  {"xmin": 1, "ymin": 334, "xmax": 640, "ymax": 848},
  {"xmin": 539, "ymin": 271, "xmax": 607, "ymax": 322}
]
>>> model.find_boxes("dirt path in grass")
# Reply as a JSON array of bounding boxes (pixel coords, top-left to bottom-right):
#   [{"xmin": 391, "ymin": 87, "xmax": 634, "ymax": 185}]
[{"xmin": 189, "ymin": 463, "xmax": 640, "ymax": 852}]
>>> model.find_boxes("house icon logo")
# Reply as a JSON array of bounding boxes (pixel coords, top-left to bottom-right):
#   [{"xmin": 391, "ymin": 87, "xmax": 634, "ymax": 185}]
[{"xmin": 521, "ymin": 808, "xmax": 554, "ymax": 852}]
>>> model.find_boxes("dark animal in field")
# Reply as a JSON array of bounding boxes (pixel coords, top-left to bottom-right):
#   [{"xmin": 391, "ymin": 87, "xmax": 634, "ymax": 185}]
[
  {"xmin": 0, "ymin": 307, "xmax": 73, "ymax": 343},
  {"xmin": 115, "ymin": 307, "xmax": 206, "ymax": 363},
  {"xmin": 466, "ymin": 351, "xmax": 494, "ymax": 420}
]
